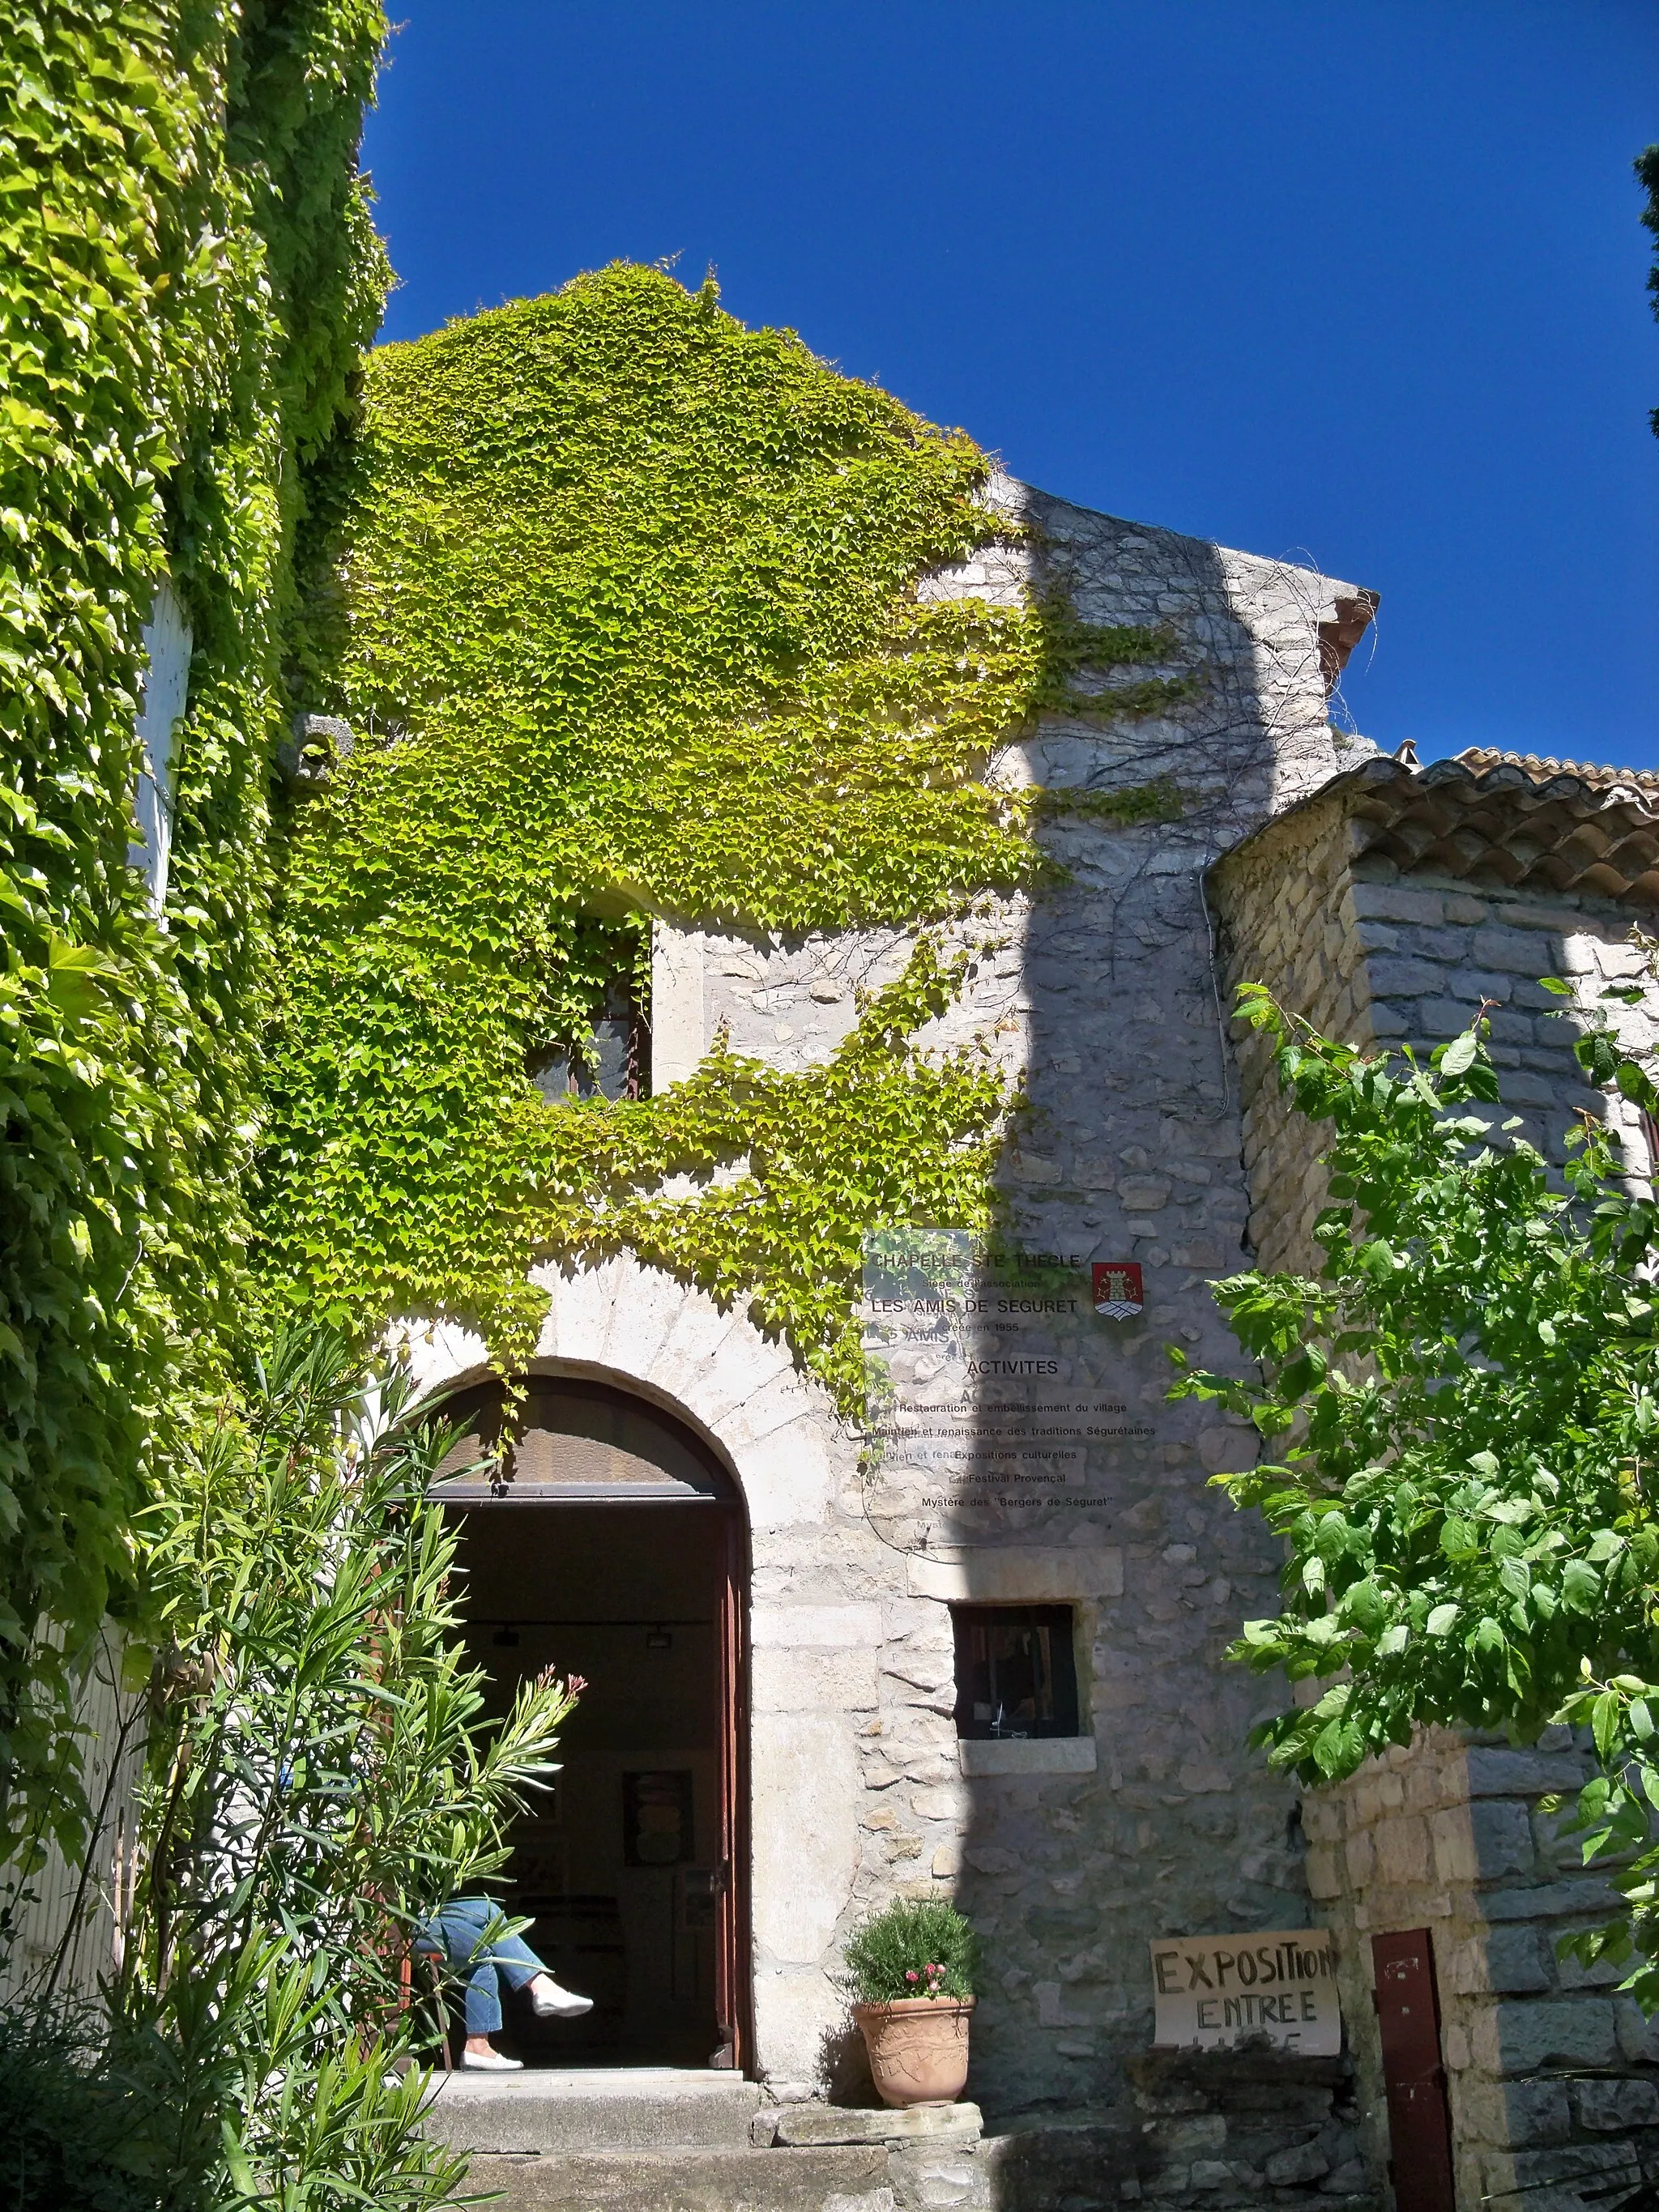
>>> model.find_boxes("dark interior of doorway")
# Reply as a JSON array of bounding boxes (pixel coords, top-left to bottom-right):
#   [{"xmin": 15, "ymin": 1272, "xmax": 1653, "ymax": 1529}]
[{"xmin": 453, "ymin": 1501, "xmax": 726, "ymax": 2069}]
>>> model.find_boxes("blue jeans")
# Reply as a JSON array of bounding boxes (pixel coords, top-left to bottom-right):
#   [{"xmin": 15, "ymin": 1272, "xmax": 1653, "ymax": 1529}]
[{"xmin": 414, "ymin": 1896, "xmax": 545, "ymax": 2037}]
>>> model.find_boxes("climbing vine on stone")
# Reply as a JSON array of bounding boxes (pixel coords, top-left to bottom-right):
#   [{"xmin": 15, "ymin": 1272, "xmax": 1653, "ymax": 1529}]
[
  {"xmin": 261, "ymin": 266, "xmax": 1186, "ymax": 1407},
  {"xmin": 0, "ymin": 0, "xmax": 387, "ymax": 1859}
]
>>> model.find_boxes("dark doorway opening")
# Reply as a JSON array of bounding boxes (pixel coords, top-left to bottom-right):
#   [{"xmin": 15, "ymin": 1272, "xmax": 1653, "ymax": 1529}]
[{"xmin": 435, "ymin": 1376, "xmax": 749, "ymax": 2072}]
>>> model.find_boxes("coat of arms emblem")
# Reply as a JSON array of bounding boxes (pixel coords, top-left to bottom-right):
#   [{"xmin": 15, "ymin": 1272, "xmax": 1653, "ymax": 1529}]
[{"xmin": 1091, "ymin": 1261, "xmax": 1144, "ymax": 1319}]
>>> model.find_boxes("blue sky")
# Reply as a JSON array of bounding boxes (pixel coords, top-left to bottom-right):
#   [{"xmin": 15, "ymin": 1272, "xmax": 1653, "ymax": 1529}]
[{"xmin": 363, "ymin": 2, "xmax": 1659, "ymax": 768}]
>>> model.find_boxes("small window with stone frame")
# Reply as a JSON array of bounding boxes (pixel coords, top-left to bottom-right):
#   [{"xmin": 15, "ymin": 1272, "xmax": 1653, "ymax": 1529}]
[
  {"xmin": 949, "ymin": 1605, "xmax": 1081, "ymax": 1741},
  {"xmin": 526, "ymin": 934, "xmax": 650, "ymax": 1103}
]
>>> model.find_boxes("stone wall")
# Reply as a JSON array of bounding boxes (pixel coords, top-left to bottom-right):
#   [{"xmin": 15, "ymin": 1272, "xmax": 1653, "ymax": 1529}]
[
  {"xmin": 424, "ymin": 490, "xmax": 1384, "ymax": 2150},
  {"xmin": 1211, "ymin": 783, "xmax": 1657, "ymax": 1276},
  {"xmin": 648, "ymin": 490, "xmax": 1375, "ymax": 2125},
  {"xmin": 1306, "ymin": 1729, "xmax": 1659, "ymax": 2212},
  {"xmin": 1208, "ymin": 795, "xmax": 1379, "ymax": 1278},
  {"xmin": 1216, "ymin": 778, "xmax": 1659, "ymax": 2212},
  {"xmin": 753, "ymin": 2050, "xmax": 1372, "ymax": 2212}
]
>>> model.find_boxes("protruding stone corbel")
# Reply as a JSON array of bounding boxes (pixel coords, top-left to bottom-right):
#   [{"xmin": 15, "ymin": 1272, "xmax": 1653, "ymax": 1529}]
[{"xmin": 278, "ymin": 712, "xmax": 354, "ymax": 786}]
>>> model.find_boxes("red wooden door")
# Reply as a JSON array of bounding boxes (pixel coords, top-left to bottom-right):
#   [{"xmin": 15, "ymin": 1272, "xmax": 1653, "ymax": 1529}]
[
  {"xmin": 1371, "ymin": 1929, "xmax": 1456, "ymax": 2212},
  {"xmin": 713, "ymin": 1508, "xmax": 751, "ymax": 2071}
]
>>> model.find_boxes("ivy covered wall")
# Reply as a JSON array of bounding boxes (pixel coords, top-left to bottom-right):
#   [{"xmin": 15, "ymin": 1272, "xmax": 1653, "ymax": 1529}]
[
  {"xmin": 260, "ymin": 266, "xmax": 1187, "ymax": 1409},
  {"xmin": 0, "ymin": 0, "xmax": 387, "ymax": 1852}
]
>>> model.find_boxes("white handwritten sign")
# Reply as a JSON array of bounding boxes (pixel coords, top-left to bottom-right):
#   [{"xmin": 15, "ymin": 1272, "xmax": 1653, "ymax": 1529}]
[{"xmin": 1149, "ymin": 1929, "xmax": 1340, "ymax": 2053}]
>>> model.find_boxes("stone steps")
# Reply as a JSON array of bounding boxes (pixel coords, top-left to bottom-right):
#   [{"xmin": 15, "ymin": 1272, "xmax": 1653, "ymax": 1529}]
[
  {"xmin": 420, "ymin": 2069, "xmax": 983, "ymax": 2211},
  {"xmin": 463, "ymin": 2143, "xmax": 894, "ymax": 2212},
  {"xmin": 420, "ymin": 2067, "xmax": 762, "ymax": 2155},
  {"xmin": 420, "ymin": 2070, "xmax": 1383, "ymax": 2212}
]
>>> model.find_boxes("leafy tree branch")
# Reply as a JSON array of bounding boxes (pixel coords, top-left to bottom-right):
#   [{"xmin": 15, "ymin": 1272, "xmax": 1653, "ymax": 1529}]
[{"xmin": 1171, "ymin": 981, "xmax": 1659, "ymax": 2005}]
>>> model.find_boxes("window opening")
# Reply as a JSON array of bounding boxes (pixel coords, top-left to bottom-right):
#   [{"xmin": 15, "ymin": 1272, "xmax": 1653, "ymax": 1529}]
[
  {"xmin": 950, "ymin": 1604, "xmax": 1080, "ymax": 1740},
  {"xmin": 527, "ymin": 968, "xmax": 650, "ymax": 1102}
]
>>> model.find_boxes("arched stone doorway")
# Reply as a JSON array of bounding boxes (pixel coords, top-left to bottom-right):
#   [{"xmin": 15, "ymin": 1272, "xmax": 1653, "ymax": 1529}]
[{"xmin": 431, "ymin": 1370, "xmax": 751, "ymax": 2071}]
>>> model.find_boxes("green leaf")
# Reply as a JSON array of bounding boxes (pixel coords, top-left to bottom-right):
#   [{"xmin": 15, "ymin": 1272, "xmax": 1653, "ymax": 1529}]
[
  {"xmin": 1592, "ymin": 1690, "xmax": 1622, "ymax": 1767},
  {"xmin": 1562, "ymin": 1560, "xmax": 1602, "ymax": 1612}
]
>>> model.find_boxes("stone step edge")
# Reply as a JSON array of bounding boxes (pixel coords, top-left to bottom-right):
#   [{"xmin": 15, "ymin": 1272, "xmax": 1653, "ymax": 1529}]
[
  {"xmin": 755, "ymin": 2100, "xmax": 983, "ymax": 2148},
  {"xmin": 462, "ymin": 2144, "xmax": 891, "ymax": 2176}
]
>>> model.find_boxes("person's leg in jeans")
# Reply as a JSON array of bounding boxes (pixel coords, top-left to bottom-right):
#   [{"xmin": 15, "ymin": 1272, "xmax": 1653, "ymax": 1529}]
[
  {"xmin": 416, "ymin": 1898, "xmax": 591, "ymax": 2068},
  {"xmin": 474, "ymin": 1924, "xmax": 547, "ymax": 2006},
  {"xmin": 463, "ymin": 1951, "xmax": 505, "ymax": 2039}
]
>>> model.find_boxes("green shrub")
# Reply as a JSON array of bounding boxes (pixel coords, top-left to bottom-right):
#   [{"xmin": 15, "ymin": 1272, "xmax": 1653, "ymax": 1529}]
[
  {"xmin": 842, "ymin": 1899, "xmax": 979, "ymax": 2003},
  {"xmin": 0, "ymin": 2007, "xmax": 156, "ymax": 2212}
]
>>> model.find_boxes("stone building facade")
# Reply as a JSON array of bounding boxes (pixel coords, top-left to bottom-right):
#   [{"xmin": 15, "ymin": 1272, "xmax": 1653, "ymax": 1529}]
[
  {"xmin": 1210, "ymin": 752, "xmax": 1659, "ymax": 2212},
  {"xmin": 407, "ymin": 485, "xmax": 1659, "ymax": 2212}
]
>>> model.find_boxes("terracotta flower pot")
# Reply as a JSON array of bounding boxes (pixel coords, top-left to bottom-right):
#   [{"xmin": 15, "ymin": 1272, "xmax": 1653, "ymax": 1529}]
[{"xmin": 853, "ymin": 1995, "xmax": 975, "ymax": 2108}]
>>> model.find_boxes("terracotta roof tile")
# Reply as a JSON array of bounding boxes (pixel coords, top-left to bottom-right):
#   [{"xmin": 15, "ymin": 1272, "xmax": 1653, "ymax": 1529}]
[
  {"xmin": 1220, "ymin": 748, "xmax": 1659, "ymax": 906},
  {"xmin": 1336, "ymin": 752, "xmax": 1659, "ymax": 903},
  {"xmin": 1455, "ymin": 747, "xmax": 1659, "ymax": 800}
]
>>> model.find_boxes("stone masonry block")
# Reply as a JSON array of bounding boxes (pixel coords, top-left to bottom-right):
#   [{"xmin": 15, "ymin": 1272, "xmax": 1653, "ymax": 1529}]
[
  {"xmin": 1483, "ymin": 1877, "xmax": 1622, "ymax": 1922},
  {"xmin": 1387, "ymin": 923, "xmax": 1473, "ymax": 966},
  {"xmin": 1465, "ymin": 1747, "xmax": 1587, "ymax": 1797},
  {"xmin": 1418, "ymin": 996, "xmax": 1490, "ymax": 1038},
  {"xmin": 1373, "ymin": 1814, "xmax": 1431, "ymax": 1885},
  {"xmin": 1470, "ymin": 1797, "xmax": 1536, "ymax": 1877},
  {"xmin": 1166, "ymin": 2118, "xmax": 1230, "ymax": 2159},
  {"xmin": 1300, "ymin": 1796, "xmax": 1343, "ymax": 1844},
  {"xmin": 1488, "ymin": 1999, "xmax": 1620, "ymax": 2075},
  {"xmin": 1437, "ymin": 1932, "xmax": 1487, "ymax": 1998},
  {"xmin": 1502, "ymin": 2079, "xmax": 1573, "ymax": 2146},
  {"xmin": 1509, "ymin": 977, "xmax": 1573, "ymax": 1011},
  {"xmin": 1556, "ymin": 1941, "xmax": 1638, "ymax": 1992},
  {"xmin": 1455, "ymin": 2073, "xmax": 1515, "ymax": 2150},
  {"xmin": 1304, "ymin": 1844, "xmax": 1341, "ymax": 1902},
  {"xmin": 1367, "ymin": 956, "xmax": 1452, "ymax": 998},
  {"xmin": 1440, "ymin": 893, "xmax": 1494, "ymax": 923},
  {"xmin": 1404, "ymin": 1760, "xmax": 1444, "ymax": 1815},
  {"xmin": 1264, "ymin": 2142, "xmax": 1330, "ymax": 2185},
  {"xmin": 1473, "ymin": 926, "xmax": 1565, "ymax": 974},
  {"xmin": 1349, "ymin": 883, "xmax": 1448, "ymax": 926},
  {"xmin": 1482, "ymin": 1924, "xmax": 1552, "ymax": 1993},
  {"xmin": 753, "ymin": 1647, "xmax": 881, "ymax": 1713},
  {"xmin": 1351, "ymin": 923, "xmax": 1401, "ymax": 956},
  {"xmin": 1439, "ymin": 968, "xmax": 1516, "ymax": 1004},
  {"xmin": 1431, "ymin": 1807, "xmax": 1478, "ymax": 1885},
  {"xmin": 1578, "ymin": 2078, "xmax": 1659, "ymax": 2130},
  {"xmin": 1501, "ymin": 1070, "xmax": 1562, "ymax": 1107},
  {"xmin": 1617, "ymin": 1997, "xmax": 1659, "ymax": 2063},
  {"xmin": 1323, "ymin": 2158, "xmax": 1368, "ymax": 2194},
  {"xmin": 1506, "ymin": 2142, "xmax": 1643, "ymax": 2191}
]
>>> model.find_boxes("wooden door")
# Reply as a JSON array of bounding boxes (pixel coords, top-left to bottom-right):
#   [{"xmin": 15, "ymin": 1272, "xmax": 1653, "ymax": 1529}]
[
  {"xmin": 712, "ymin": 1507, "xmax": 750, "ymax": 2070},
  {"xmin": 1371, "ymin": 1929, "xmax": 1457, "ymax": 2212}
]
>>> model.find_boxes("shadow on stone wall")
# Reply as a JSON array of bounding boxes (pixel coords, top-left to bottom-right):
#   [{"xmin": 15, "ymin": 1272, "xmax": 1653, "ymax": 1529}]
[{"xmin": 933, "ymin": 507, "xmax": 1363, "ymax": 2189}]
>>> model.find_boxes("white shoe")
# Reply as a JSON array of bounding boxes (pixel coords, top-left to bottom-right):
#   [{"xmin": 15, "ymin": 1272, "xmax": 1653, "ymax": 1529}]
[
  {"xmin": 463, "ymin": 2048, "xmax": 523, "ymax": 2070},
  {"xmin": 529, "ymin": 1972, "xmax": 594, "ymax": 2019}
]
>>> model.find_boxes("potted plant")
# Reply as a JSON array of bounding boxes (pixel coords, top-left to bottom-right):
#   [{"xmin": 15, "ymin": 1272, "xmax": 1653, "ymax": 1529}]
[{"xmin": 842, "ymin": 1899, "xmax": 979, "ymax": 2108}]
